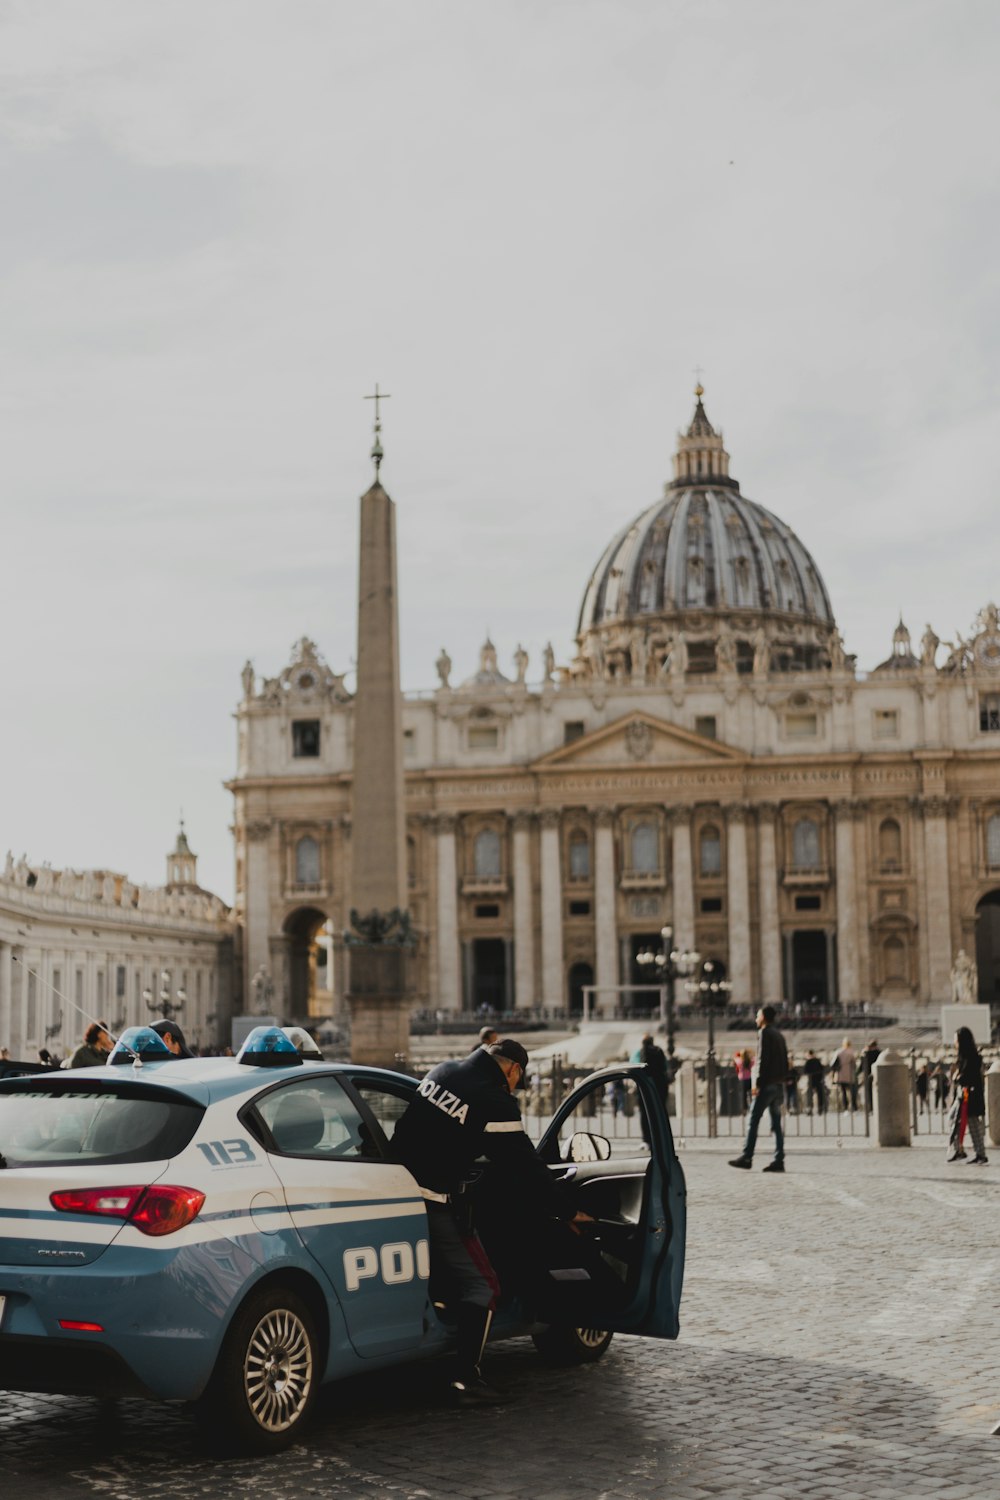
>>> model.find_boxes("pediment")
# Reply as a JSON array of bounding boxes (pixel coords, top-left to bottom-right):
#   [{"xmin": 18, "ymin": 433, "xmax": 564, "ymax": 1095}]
[{"xmin": 533, "ymin": 711, "xmax": 746, "ymax": 769}]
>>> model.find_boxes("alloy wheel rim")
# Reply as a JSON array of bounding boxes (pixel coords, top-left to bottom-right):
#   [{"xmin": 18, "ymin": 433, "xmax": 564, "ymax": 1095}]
[
  {"xmin": 575, "ymin": 1326, "xmax": 609, "ymax": 1348},
  {"xmin": 244, "ymin": 1308, "xmax": 313, "ymax": 1431}
]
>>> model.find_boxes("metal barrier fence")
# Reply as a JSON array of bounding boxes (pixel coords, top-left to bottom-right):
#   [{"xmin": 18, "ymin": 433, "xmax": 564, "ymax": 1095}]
[{"xmin": 518, "ymin": 1051, "xmax": 994, "ymax": 1146}]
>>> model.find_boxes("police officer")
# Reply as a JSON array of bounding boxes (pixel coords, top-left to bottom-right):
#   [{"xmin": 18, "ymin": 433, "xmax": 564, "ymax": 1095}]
[{"xmin": 391, "ymin": 1038, "xmax": 589, "ymax": 1405}]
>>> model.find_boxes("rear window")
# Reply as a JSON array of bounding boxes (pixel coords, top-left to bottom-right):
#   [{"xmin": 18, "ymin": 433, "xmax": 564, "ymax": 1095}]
[{"xmin": 0, "ymin": 1081, "xmax": 204, "ymax": 1168}]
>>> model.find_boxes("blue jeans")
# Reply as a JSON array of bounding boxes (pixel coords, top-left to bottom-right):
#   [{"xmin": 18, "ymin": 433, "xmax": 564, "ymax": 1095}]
[{"xmin": 741, "ymin": 1084, "xmax": 784, "ymax": 1162}]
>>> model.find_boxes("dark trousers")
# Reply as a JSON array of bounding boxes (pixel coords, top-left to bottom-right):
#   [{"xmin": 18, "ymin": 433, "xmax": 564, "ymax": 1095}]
[{"xmin": 741, "ymin": 1084, "xmax": 784, "ymax": 1162}]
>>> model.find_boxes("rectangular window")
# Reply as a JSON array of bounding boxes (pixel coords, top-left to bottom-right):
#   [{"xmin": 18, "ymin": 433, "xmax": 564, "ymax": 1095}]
[
  {"xmin": 403, "ymin": 728, "xmax": 417, "ymax": 758},
  {"xmin": 116, "ymin": 965, "xmax": 126, "ymax": 998},
  {"xmin": 474, "ymin": 903, "xmax": 500, "ymax": 919},
  {"xmin": 564, "ymin": 721, "xmax": 585, "ymax": 745},
  {"xmin": 695, "ymin": 715, "xmax": 717, "ymax": 741},
  {"xmin": 980, "ymin": 694, "xmax": 1000, "ymax": 733},
  {"xmin": 292, "ymin": 719, "xmax": 321, "ymax": 757},
  {"xmin": 699, "ymin": 897, "xmax": 723, "ymax": 913},
  {"xmin": 75, "ymin": 969, "xmax": 84, "ymax": 1005},
  {"xmin": 873, "ymin": 709, "xmax": 899, "ymax": 739},
  {"xmin": 569, "ymin": 900, "xmax": 592, "ymax": 916},
  {"xmin": 795, "ymin": 894, "xmax": 822, "ymax": 911},
  {"xmin": 468, "ymin": 726, "xmax": 499, "ymax": 750},
  {"xmin": 52, "ymin": 967, "xmax": 62, "ymax": 1001},
  {"xmin": 96, "ymin": 971, "xmax": 106, "ymax": 1008},
  {"xmin": 785, "ymin": 712, "xmax": 818, "ymax": 738},
  {"xmin": 135, "ymin": 971, "xmax": 143, "ymax": 1008}
]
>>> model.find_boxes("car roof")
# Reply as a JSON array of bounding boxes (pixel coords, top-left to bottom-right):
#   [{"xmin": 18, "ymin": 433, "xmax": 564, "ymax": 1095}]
[{"xmin": 14, "ymin": 1057, "xmax": 418, "ymax": 1106}]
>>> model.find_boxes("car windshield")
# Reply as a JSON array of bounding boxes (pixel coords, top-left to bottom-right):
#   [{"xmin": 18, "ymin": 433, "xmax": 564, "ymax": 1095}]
[{"xmin": 0, "ymin": 1081, "xmax": 204, "ymax": 1168}]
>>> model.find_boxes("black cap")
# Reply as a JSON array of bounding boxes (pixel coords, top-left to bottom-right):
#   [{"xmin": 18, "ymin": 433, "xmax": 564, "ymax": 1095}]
[
  {"xmin": 487, "ymin": 1038, "xmax": 529, "ymax": 1085},
  {"xmin": 150, "ymin": 1019, "xmax": 193, "ymax": 1057}
]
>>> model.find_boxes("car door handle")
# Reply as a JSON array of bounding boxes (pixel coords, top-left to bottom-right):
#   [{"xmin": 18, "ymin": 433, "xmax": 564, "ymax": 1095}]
[{"xmin": 551, "ymin": 1166, "xmax": 577, "ymax": 1182}]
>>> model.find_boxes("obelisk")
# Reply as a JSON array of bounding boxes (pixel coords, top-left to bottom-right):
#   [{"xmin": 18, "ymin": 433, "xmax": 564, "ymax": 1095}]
[{"xmin": 345, "ymin": 386, "xmax": 413, "ymax": 1066}]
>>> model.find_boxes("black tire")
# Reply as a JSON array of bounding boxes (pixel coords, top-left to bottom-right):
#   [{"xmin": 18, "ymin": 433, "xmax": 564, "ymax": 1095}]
[
  {"xmin": 532, "ymin": 1324, "xmax": 614, "ymax": 1364},
  {"xmin": 196, "ymin": 1286, "xmax": 319, "ymax": 1455}
]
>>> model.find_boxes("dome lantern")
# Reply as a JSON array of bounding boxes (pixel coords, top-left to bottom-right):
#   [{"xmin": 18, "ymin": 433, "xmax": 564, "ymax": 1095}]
[{"xmin": 670, "ymin": 385, "xmax": 737, "ymax": 490}]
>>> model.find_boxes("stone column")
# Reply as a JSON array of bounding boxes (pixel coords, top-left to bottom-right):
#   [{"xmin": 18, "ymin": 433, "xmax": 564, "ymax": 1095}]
[
  {"xmin": 539, "ymin": 810, "xmax": 564, "ymax": 1010},
  {"xmin": 834, "ymin": 801, "xmax": 860, "ymax": 1007},
  {"xmin": 594, "ymin": 809, "xmax": 618, "ymax": 1006},
  {"xmin": 757, "ymin": 806, "xmax": 782, "ymax": 1004},
  {"xmin": 512, "ymin": 812, "xmax": 536, "ymax": 1009},
  {"xmin": 670, "ymin": 809, "xmax": 695, "ymax": 954},
  {"xmin": 0, "ymin": 942, "xmax": 12, "ymax": 1057},
  {"xmin": 922, "ymin": 797, "xmax": 953, "ymax": 1002},
  {"xmin": 725, "ymin": 805, "xmax": 752, "ymax": 1006},
  {"xmin": 6, "ymin": 943, "xmax": 24, "ymax": 1060},
  {"xmin": 434, "ymin": 814, "xmax": 461, "ymax": 1011}
]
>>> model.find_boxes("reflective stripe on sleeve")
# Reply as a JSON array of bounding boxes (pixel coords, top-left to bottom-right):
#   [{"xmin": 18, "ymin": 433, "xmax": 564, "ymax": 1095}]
[
  {"xmin": 483, "ymin": 1119, "xmax": 524, "ymax": 1133},
  {"xmin": 419, "ymin": 1186, "xmax": 449, "ymax": 1203}
]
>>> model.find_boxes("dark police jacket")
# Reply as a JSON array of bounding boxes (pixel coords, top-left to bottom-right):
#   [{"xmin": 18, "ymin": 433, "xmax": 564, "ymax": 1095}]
[{"xmin": 391, "ymin": 1049, "xmax": 570, "ymax": 1220}]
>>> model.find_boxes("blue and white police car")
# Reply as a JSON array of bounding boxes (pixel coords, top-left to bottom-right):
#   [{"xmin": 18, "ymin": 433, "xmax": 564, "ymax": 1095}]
[{"xmin": 0, "ymin": 1025, "xmax": 686, "ymax": 1452}]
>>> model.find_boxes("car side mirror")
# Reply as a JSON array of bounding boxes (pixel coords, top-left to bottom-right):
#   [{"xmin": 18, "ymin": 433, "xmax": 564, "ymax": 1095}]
[{"xmin": 567, "ymin": 1130, "xmax": 611, "ymax": 1163}]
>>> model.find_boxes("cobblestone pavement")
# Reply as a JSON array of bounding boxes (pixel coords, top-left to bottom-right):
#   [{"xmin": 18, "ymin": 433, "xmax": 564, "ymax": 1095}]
[{"xmin": 2, "ymin": 1138, "xmax": 998, "ymax": 1499}]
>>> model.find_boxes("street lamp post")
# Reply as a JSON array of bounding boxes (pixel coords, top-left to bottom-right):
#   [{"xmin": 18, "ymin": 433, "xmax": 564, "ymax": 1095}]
[
  {"xmin": 688, "ymin": 960, "xmax": 733, "ymax": 1136},
  {"xmin": 636, "ymin": 925, "xmax": 701, "ymax": 1061},
  {"xmin": 144, "ymin": 969, "xmax": 187, "ymax": 1025}
]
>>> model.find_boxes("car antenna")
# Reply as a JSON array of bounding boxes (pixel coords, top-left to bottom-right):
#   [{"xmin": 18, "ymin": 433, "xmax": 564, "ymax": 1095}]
[{"xmin": 11, "ymin": 943, "xmax": 141, "ymax": 1066}]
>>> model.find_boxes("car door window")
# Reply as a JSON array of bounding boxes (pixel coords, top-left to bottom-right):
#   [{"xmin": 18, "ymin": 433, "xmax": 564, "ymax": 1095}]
[
  {"xmin": 255, "ymin": 1075, "xmax": 372, "ymax": 1160},
  {"xmin": 349, "ymin": 1080, "xmax": 414, "ymax": 1153}
]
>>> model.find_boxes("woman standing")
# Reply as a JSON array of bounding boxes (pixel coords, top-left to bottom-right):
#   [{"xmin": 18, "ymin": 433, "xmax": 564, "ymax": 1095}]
[
  {"xmin": 948, "ymin": 1027, "xmax": 988, "ymax": 1165},
  {"xmin": 734, "ymin": 1048, "xmax": 753, "ymax": 1112}
]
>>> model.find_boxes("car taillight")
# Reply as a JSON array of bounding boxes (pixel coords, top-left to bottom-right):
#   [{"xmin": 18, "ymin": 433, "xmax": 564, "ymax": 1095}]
[{"xmin": 50, "ymin": 1184, "xmax": 205, "ymax": 1237}]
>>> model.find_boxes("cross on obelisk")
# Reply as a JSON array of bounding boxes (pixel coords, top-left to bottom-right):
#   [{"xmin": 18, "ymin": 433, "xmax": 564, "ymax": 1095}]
[
  {"xmin": 693, "ymin": 364, "xmax": 705, "ymax": 392},
  {"xmin": 364, "ymin": 383, "xmax": 391, "ymax": 479}
]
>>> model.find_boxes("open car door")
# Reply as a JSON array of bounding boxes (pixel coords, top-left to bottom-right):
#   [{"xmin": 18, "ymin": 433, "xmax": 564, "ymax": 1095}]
[{"xmin": 530, "ymin": 1065, "xmax": 686, "ymax": 1339}]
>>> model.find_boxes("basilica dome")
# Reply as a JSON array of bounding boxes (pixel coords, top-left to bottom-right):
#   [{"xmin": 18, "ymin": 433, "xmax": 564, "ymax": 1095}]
[{"xmin": 575, "ymin": 390, "xmax": 838, "ymax": 677}]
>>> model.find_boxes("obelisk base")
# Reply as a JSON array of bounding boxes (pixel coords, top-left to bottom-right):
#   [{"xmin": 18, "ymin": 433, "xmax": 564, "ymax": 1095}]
[{"xmin": 346, "ymin": 946, "xmax": 412, "ymax": 1068}]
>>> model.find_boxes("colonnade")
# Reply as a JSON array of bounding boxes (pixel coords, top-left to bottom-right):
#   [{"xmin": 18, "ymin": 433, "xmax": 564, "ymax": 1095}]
[{"xmin": 429, "ymin": 798, "xmax": 958, "ymax": 1012}]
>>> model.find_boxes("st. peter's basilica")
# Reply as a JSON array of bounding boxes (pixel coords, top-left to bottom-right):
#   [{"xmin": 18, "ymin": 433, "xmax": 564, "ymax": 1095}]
[{"xmin": 230, "ymin": 390, "xmax": 1000, "ymax": 1022}]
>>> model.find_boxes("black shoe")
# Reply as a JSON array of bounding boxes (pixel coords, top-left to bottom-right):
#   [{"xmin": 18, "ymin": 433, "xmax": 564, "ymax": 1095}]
[
  {"xmin": 728, "ymin": 1156, "xmax": 752, "ymax": 1170},
  {"xmin": 450, "ymin": 1377, "xmax": 512, "ymax": 1408},
  {"xmin": 762, "ymin": 1160, "xmax": 785, "ymax": 1173},
  {"xmin": 969, "ymin": 1155, "xmax": 989, "ymax": 1165},
  {"xmin": 947, "ymin": 1149, "xmax": 967, "ymax": 1162}
]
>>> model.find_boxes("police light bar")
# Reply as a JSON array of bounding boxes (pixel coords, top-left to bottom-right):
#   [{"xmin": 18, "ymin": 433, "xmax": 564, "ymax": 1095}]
[
  {"xmin": 236, "ymin": 1026, "xmax": 305, "ymax": 1068},
  {"xmin": 107, "ymin": 1027, "xmax": 174, "ymax": 1066}
]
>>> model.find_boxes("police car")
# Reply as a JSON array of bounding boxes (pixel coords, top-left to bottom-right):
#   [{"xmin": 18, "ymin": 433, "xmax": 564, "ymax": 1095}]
[{"xmin": 0, "ymin": 1025, "xmax": 685, "ymax": 1452}]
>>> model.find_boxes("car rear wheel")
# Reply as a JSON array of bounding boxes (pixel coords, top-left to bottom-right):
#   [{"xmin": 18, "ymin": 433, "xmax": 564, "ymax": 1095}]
[
  {"xmin": 196, "ymin": 1286, "xmax": 319, "ymax": 1454},
  {"xmin": 532, "ymin": 1324, "xmax": 613, "ymax": 1364}
]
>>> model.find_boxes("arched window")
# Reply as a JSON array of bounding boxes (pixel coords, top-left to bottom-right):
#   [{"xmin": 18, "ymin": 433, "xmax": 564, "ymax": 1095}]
[
  {"xmin": 631, "ymin": 822, "xmax": 659, "ymax": 875},
  {"xmin": 792, "ymin": 818, "xmax": 821, "ymax": 870},
  {"xmin": 878, "ymin": 818, "xmax": 902, "ymax": 871},
  {"xmin": 474, "ymin": 829, "xmax": 502, "ymax": 880},
  {"xmin": 295, "ymin": 835, "xmax": 320, "ymax": 886},
  {"xmin": 884, "ymin": 936, "xmax": 906, "ymax": 982},
  {"xmin": 987, "ymin": 813, "xmax": 1000, "ymax": 869},
  {"xmin": 700, "ymin": 825, "xmax": 722, "ymax": 877},
  {"xmin": 568, "ymin": 830, "xmax": 591, "ymax": 882}
]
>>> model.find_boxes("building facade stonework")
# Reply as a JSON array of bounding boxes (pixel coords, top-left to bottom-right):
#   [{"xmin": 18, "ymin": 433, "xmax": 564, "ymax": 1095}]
[
  {"xmin": 230, "ymin": 394, "xmax": 1000, "ymax": 1019},
  {"xmin": 0, "ymin": 832, "xmax": 233, "ymax": 1059}
]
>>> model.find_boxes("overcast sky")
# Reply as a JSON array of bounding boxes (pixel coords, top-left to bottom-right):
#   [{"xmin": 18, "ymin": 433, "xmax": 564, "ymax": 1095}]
[{"xmin": 2, "ymin": 0, "xmax": 998, "ymax": 903}]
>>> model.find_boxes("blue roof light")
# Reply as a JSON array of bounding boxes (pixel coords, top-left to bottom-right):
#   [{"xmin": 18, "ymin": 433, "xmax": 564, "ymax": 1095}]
[
  {"xmin": 236, "ymin": 1026, "xmax": 304, "ymax": 1068},
  {"xmin": 107, "ymin": 1026, "xmax": 174, "ymax": 1066}
]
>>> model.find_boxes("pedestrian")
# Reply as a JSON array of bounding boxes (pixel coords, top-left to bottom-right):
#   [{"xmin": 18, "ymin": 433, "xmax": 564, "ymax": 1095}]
[
  {"xmin": 150, "ymin": 1019, "xmax": 194, "ymax": 1058},
  {"xmin": 861, "ymin": 1038, "xmax": 881, "ymax": 1110},
  {"xmin": 915, "ymin": 1062, "xmax": 930, "ymax": 1115},
  {"xmin": 833, "ymin": 1037, "xmax": 858, "ymax": 1111},
  {"xmin": 70, "ymin": 1022, "xmax": 113, "ymax": 1069},
  {"xmin": 606, "ymin": 1077, "xmax": 627, "ymax": 1117},
  {"xmin": 638, "ymin": 1032, "xmax": 670, "ymax": 1143},
  {"xmin": 734, "ymin": 1048, "xmax": 753, "ymax": 1112},
  {"xmin": 947, "ymin": 1026, "xmax": 988, "ymax": 1165},
  {"xmin": 932, "ymin": 1059, "xmax": 949, "ymax": 1109},
  {"xmin": 390, "ymin": 1038, "xmax": 592, "ymax": 1405},
  {"xmin": 803, "ymin": 1049, "xmax": 827, "ymax": 1114},
  {"xmin": 477, "ymin": 1025, "xmax": 499, "ymax": 1049},
  {"xmin": 729, "ymin": 1005, "xmax": 789, "ymax": 1173},
  {"xmin": 785, "ymin": 1054, "xmax": 800, "ymax": 1114}
]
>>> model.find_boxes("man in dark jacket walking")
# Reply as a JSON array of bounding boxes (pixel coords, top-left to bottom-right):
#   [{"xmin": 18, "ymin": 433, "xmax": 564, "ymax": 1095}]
[{"xmin": 729, "ymin": 1005, "xmax": 788, "ymax": 1173}]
